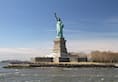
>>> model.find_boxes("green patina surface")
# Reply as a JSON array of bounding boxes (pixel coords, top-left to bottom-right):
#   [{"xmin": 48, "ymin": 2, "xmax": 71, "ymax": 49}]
[{"xmin": 55, "ymin": 13, "xmax": 64, "ymax": 38}]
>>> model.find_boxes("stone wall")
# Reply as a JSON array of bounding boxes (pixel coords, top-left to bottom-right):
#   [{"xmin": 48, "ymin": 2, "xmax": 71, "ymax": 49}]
[{"xmin": 32, "ymin": 57, "xmax": 53, "ymax": 63}]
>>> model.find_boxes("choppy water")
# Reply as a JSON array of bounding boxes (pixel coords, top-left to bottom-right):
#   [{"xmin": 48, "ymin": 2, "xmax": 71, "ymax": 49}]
[{"xmin": 0, "ymin": 63, "xmax": 118, "ymax": 82}]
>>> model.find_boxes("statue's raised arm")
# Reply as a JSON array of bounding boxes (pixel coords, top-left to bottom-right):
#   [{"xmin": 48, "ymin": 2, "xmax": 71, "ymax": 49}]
[{"xmin": 54, "ymin": 13, "xmax": 58, "ymax": 21}]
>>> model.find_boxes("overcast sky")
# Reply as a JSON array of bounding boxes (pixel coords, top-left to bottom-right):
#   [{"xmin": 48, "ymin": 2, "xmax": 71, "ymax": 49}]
[{"xmin": 0, "ymin": 0, "xmax": 118, "ymax": 60}]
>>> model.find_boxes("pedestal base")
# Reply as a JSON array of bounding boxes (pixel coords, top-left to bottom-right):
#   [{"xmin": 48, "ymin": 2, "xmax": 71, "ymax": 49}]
[{"xmin": 53, "ymin": 38, "xmax": 69, "ymax": 62}]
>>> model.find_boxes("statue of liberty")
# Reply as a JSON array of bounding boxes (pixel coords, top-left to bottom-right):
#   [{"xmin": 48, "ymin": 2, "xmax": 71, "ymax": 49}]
[{"xmin": 54, "ymin": 13, "xmax": 64, "ymax": 38}]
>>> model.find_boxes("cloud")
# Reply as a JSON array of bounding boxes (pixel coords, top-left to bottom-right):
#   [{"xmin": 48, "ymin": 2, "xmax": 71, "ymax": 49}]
[
  {"xmin": 67, "ymin": 39, "xmax": 118, "ymax": 52},
  {"xmin": 0, "ymin": 48, "xmax": 51, "ymax": 61},
  {"xmin": 105, "ymin": 17, "xmax": 118, "ymax": 24}
]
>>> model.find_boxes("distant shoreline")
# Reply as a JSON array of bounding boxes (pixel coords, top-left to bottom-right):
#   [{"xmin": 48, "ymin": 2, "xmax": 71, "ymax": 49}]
[{"xmin": 3, "ymin": 62, "xmax": 118, "ymax": 68}]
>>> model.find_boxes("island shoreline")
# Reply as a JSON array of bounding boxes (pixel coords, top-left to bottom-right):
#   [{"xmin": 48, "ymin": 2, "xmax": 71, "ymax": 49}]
[{"xmin": 3, "ymin": 62, "xmax": 118, "ymax": 68}]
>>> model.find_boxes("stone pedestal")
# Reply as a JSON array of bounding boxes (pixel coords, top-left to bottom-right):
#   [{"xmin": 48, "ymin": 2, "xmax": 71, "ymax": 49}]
[{"xmin": 53, "ymin": 38, "xmax": 69, "ymax": 62}]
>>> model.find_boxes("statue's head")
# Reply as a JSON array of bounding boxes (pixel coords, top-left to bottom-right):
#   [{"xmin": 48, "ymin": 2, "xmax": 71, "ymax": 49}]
[{"xmin": 58, "ymin": 17, "xmax": 61, "ymax": 21}]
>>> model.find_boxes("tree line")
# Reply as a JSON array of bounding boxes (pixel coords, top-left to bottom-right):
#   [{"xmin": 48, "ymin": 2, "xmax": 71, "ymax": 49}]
[{"xmin": 90, "ymin": 51, "xmax": 118, "ymax": 63}]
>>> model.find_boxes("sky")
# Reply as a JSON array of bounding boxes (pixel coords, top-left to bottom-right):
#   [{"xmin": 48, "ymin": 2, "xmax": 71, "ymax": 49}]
[{"xmin": 0, "ymin": 0, "xmax": 118, "ymax": 60}]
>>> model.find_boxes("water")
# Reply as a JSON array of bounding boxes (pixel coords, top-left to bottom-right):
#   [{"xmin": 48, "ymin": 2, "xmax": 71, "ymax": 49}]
[{"xmin": 0, "ymin": 63, "xmax": 118, "ymax": 82}]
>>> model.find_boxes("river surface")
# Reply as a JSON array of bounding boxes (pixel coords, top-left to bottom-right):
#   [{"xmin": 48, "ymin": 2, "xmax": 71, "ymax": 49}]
[{"xmin": 0, "ymin": 63, "xmax": 118, "ymax": 82}]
